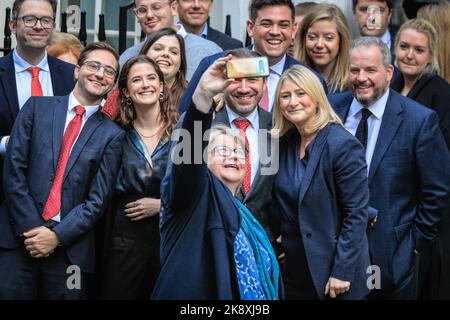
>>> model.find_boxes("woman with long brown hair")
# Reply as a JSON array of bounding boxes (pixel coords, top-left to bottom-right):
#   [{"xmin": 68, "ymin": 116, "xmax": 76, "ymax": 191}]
[{"xmin": 101, "ymin": 55, "xmax": 178, "ymax": 299}]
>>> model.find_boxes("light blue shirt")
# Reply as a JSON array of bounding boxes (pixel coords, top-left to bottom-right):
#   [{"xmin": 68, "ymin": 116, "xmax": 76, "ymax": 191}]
[
  {"xmin": 13, "ymin": 49, "xmax": 54, "ymax": 109},
  {"xmin": 51, "ymin": 93, "xmax": 100, "ymax": 223},
  {"xmin": 250, "ymin": 46, "xmax": 286, "ymax": 112},
  {"xmin": 380, "ymin": 30, "xmax": 392, "ymax": 49},
  {"xmin": 344, "ymin": 89, "xmax": 390, "ymax": 172},
  {"xmin": 226, "ymin": 105, "xmax": 260, "ymax": 184},
  {"xmin": 267, "ymin": 54, "xmax": 286, "ymax": 112},
  {"xmin": 200, "ymin": 23, "xmax": 208, "ymax": 39},
  {"xmin": 0, "ymin": 50, "xmax": 54, "ymax": 155}
]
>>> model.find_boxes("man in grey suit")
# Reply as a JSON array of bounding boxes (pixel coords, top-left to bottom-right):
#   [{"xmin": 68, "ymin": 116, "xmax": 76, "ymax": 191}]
[
  {"xmin": 119, "ymin": 0, "xmax": 221, "ymax": 80},
  {"xmin": 176, "ymin": 0, "xmax": 243, "ymax": 50}
]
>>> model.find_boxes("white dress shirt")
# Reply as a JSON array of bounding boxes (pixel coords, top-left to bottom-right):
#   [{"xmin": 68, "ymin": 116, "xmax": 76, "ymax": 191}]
[
  {"xmin": 344, "ymin": 89, "xmax": 390, "ymax": 172},
  {"xmin": 249, "ymin": 45, "xmax": 286, "ymax": 113},
  {"xmin": 51, "ymin": 93, "xmax": 100, "ymax": 222},
  {"xmin": 226, "ymin": 105, "xmax": 260, "ymax": 184},
  {"xmin": 380, "ymin": 30, "xmax": 392, "ymax": 50},
  {"xmin": 267, "ymin": 54, "xmax": 286, "ymax": 113}
]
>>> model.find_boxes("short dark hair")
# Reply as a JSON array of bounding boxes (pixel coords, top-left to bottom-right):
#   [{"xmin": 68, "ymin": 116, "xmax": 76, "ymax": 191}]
[
  {"xmin": 352, "ymin": 0, "xmax": 393, "ymax": 11},
  {"xmin": 12, "ymin": 0, "xmax": 58, "ymax": 20},
  {"xmin": 249, "ymin": 0, "xmax": 295, "ymax": 22},
  {"xmin": 295, "ymin": 2, "xmax": 318, "ymax": 16},
  {"xmin": 78, "ymin": 42, "xmax": 120, "ymax": 80},
  {"xmin": 226, "ymin": 47, "xmax": 262, "ymax": 59}
]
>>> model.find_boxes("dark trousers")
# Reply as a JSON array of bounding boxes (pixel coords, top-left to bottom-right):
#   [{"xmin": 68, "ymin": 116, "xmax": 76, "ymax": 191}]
[
  {"xmin": 0, "ymin": 246, "xmax": 87, "ymax": 300},
  {"xmin": 100, "ymin": 235, "xmax": 160, "ymax": 300}
]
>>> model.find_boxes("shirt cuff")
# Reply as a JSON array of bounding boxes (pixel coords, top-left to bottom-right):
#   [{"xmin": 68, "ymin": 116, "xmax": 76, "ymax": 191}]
[{"xmin": 0, "ymin": 136, "xmax": 8, "ymax": 155}]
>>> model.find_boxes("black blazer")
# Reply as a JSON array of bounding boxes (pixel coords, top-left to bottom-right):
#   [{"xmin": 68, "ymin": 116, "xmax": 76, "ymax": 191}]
[
  {"xmin": 207, "ymin": 27, "xmax": 243, "ymax": 51},
  {"xmin": 153, "ymin": 104, "xmax": 242, "ymax": 299},
  {"xmin": 391, "ymin": 72, "xmax": 450, "ymax": 150}
]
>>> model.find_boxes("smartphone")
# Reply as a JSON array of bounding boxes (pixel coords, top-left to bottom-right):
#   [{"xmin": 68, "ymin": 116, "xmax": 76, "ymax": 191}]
[
  {"xmin": 366, "ymin": 6, "xmax": 381, "ymax": 30},
  {"xmin": 226, "ymin": 57, "xmax": 269, "ymax": 79}
]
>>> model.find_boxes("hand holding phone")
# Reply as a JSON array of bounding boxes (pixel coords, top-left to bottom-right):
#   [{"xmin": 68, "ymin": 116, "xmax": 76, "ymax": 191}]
[{"xmin": 226, "ymin": 56, "xmax": 269, "ymax": 79}]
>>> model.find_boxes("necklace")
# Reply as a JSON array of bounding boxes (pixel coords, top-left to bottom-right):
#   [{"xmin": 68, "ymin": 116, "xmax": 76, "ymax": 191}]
[{"xmin": 133, "ymin": 125, "xmax": 161, "ymax": 139}]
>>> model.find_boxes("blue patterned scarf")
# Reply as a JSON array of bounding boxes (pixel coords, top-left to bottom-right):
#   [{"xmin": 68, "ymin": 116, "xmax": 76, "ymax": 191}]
[{"xmin": 234, "ymin": 199, "xmax": 280, "ymax": 300}]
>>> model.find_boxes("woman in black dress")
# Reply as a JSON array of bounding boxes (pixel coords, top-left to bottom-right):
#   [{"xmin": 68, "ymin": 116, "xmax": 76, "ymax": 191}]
[{"xmin": 101, "ymin": 55, "xmax": 178, "ymax": 299}]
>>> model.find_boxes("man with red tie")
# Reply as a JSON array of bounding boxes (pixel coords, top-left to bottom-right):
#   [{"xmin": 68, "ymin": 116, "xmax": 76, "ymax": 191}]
[
  {"xmin": 210, "ymin": 48, "xmax": 280, "ymax": 253},
  {"xmin": 0, "ymin": 42, "xmax": 125, "ymax": 299},
  {"xmin": 0, "ymin": 0, "xmax": 75, "ymax": 203},
  {"xmin": 178, "ymin": 0, "xmax": 328, "ymax": 115}
]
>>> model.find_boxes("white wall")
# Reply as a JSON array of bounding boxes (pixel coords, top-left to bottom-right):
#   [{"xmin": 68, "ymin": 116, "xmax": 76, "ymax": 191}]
[{"xmin": 0, "ymin": 0, "xmax": 15, "ymax": 56}]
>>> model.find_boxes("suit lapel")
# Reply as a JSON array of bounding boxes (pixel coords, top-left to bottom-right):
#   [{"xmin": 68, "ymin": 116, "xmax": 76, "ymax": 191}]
[
  {"xmin": 245, "ymin": 109, "xmax": 272, "ymax": 200},
  {"xmin": 0, "ymin": 53, "xmax": 20, "ymax": 119},
  {"xmin": 331, "ymin": 92, "xmax": 353, "ymax": 122},
  {"xmin": 214, "ymin": 108, "xmax": 230, "ymax": 125},
  {"xmin": 49, "ymin": 57, "xmax": 68, "ymax": 96},
  {"xmin": 63, "ymin": 109, "xmax": 104, "ymax": 181},
  {"xmin": 368, "ymin": 92, "xmax": 403, "ymax": 182},
  {"xmin": 52, "ymin": 95, "xmax": 70, "ymax": 170},
  {"xmin": 298, "ymin": 125, "xmax": 330, "ymax": 206}
]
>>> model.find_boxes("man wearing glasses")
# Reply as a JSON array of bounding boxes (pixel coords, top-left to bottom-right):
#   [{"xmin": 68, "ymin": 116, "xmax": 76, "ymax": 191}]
[
  {"xmin": 0, "ymin": 0, "xmax": 76, "ymax": 203},
  {"xmin": 0, "ymin": 42, "xmax": 125, "ymax": 299},
  {"xmin": 119, "ymin": 0, "xmax": 221, "ymax": 80}
]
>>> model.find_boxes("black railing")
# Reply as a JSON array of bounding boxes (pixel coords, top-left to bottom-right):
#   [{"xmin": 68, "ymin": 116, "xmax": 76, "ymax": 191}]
[
  {"xmin": 224, "ymin": 14, "xmax": 231, "ymax": 36},
  {"xmin": 0, "ymin": 7, "xmax": 12, "ymax": 56},
  {"xmin": 78, "ymin": 11, "xmax": 87, "ymax": 46},
  {"xmin": 98, "ymin": 14, "xmax": 106, "ymax": 42},
  {"xmin": 119, "ymin": 1, "xmax": 134, "ymax": 54},
  {"xmin": 60, "ymin": 12, "xmax": 67, "ymax": 33}
]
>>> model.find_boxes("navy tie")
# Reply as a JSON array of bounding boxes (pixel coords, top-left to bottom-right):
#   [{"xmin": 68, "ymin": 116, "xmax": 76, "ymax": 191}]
[{"xmin": 355, "ymin": 108, "xmax": 372, "ymax": 149}]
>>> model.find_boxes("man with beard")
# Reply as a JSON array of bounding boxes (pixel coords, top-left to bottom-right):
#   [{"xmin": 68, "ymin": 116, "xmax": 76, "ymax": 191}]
[
  {"xmin": 329, "ymin": 37, "xmax": 450, "ymax": 299},
  {"xmin": 178, "ymin": 0, "xmax": 328, "ymax": 114},
  {"xmin": 0, "ymin": 0, "xmax": 75, "ymax": 202},
  {"xmin": 212, "ymin": 48, "xmax": 278, "ymax": 252},
  {"xmin": 0, "ymin": 42, "xmax": 125, "ymax": 299}
]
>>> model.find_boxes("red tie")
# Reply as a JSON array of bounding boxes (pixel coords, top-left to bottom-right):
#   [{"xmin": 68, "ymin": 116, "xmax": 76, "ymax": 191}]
[
  {"xmin": 260, "ymin": 82, "xmax": 269, "ymax": 111},
  {"xmin": 233, "ymin": 119, "xmax": 251, "ymax": 194},
  {"xmin": 42, "ymin": 105, "xmax": 85, "ymax": 221},
  {"xmin": 27, "ymin": 67, "xmax": 43, "ymax": 96}
]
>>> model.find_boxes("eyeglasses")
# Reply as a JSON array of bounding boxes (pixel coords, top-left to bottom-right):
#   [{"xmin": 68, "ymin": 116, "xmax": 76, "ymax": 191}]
[
  {"xmin": 179, "ymin": 0, "xmax": 211, "ymax": 4},
  {"xmin": 133, "ymin": 1, "xmax": 171, "ymax": 18},
  {"xmin": 18, "ymin": 15, "xmax": 55, "ymax": 29},
  {"xmin": 82, "ymin": 61, "xmax": 117, "ymax": 78},
  {"xmin": 211, "ymin": 146, "xmax": 246, "ymax": 159}
]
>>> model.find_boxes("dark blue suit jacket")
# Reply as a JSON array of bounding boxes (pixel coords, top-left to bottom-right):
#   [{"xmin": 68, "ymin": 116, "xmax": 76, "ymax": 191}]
[
  {"xmin": 271, "ymin": 124, "xmax": 371, "ymax": 299},
  {"xmin": 0, "ymin": 95, "xmax": 125, "ymax": 273},
  {"xmin": 0, "ymin": 52, "xmax": 76, "ymax": 202},
  {"xmin": 207, "ymin": 27, "xmax": 243, "ymax": 51},
  {"xmin": 329, "ymin": 90, "xmax": 450, "ymax": 293},
  {"xmin": 178, "ymin": 51, "xmax": 328, "ymax": 114},
  {"xmin": 152, "ymin": 103, "xmax": 242, "ymax": 299}
]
